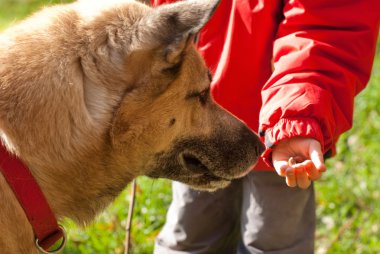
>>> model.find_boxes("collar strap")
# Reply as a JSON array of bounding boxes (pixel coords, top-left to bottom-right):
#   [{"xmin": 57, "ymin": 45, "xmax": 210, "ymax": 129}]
[{"xmin": 0, "ymin": 143, "xmax": 66, "ymax": 253}]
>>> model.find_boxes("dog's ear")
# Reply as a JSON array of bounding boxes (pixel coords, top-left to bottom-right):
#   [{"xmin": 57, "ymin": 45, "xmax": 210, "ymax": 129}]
[{"xmin": 136, "ymin": 0, "xmax": 220, "ymax": 64}]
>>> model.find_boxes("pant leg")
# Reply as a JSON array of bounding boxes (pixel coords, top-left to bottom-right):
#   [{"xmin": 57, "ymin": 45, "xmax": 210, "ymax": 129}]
[
  {"xmin": 154, "ymin": 180, "xmax": 243, "ymax": 254},
  {"xmin": 239, "ymin": 171, "xmax": 316, "ymax": 254}
]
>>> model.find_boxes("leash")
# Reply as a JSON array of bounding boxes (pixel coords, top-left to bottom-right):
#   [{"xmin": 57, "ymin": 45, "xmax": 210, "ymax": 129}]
[
  {"xmin": 0, "ymin": 143, "xmax": 66, "ymax": 253},
  {"xmin": 124, "ymin": 179, "xmax": 137, "ymax": 254}
]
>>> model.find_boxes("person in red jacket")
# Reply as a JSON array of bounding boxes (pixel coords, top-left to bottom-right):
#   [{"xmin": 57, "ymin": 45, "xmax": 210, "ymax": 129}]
[{"xmin": 150, "ymin": 0, "xmax": 380, "ymax": 253}]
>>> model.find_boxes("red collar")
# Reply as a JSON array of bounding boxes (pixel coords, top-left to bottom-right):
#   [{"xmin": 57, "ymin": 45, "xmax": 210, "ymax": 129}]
[{"xmin": 0, "ymin": 143, "xmax": 66, "ymax": 253}]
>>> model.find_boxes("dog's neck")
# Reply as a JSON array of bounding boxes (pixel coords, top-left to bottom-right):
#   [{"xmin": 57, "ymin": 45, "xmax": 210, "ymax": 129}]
[{"xmin": 0, "ymin": 124, "xmax": 135, "ymax": 224}]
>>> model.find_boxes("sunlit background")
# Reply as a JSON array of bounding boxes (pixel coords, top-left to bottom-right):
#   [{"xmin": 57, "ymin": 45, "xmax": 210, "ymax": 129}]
[{"xmin": 0, "ymin": 1, "xmax": 379, "ymax": 253}]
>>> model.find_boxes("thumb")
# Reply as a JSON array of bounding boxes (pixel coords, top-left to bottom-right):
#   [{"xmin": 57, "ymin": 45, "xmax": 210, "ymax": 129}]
[{"xmin": 309, "ymin": 140, "xmax": 326, "ymax": 172}]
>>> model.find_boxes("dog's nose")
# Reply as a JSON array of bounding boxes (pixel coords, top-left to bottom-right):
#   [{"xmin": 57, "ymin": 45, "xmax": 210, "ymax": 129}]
[{"xmin": 255, "ymin": 141, "xmax": 266, "ymax": 157}]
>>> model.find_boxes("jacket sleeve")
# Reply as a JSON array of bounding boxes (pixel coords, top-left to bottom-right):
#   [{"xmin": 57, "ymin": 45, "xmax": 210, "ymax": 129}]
[{"xmin": 259, "ymin": 0, "xmax": 380, "ymax": 165}]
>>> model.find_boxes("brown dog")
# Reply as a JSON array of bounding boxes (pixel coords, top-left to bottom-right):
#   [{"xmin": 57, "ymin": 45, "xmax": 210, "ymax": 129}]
[{"xmin": 0, "ymin": 0, "xmax": 264, "ymax": 253}]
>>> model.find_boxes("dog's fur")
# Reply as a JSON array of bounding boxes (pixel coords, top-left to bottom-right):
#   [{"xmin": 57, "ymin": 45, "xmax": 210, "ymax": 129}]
[{"xmin": 0, "ymin": 0, "xmax": 264, "ymax": 252}]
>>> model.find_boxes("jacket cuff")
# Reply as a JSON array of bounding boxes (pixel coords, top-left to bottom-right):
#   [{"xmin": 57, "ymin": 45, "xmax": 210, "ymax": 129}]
[{"xmin": 260, "ymin": 118, "xmax": 325, "ymax": 167}]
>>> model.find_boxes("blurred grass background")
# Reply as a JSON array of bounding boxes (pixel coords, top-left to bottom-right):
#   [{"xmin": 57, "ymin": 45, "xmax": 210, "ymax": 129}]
[{"xmin": 1, "ymin": 1, "xmax": 379, "ymax": 253}]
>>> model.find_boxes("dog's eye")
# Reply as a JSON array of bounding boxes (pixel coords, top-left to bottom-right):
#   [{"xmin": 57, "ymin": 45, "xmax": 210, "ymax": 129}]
[
  {"xmin": 186, "ymin": 88, "xmax": 209, "ymax": 105},
  {"xmin": 198, "ymin": 88, "xmax": 209, "ymax": 105}
]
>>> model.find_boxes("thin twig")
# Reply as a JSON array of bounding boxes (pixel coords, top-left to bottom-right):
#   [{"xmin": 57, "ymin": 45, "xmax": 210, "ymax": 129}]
[
  {"xmin": 124, "ymin": 179, "xmax": 137, "ymax": 254},
  {"xmin": 324, "ymin": 214, "xmax": 357, "ymax": 252}
]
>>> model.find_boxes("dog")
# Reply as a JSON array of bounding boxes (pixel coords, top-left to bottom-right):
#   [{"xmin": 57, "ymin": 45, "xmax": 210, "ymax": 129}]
[{"xmin": 0, "ymin": 0, "xmax": 264, "ymax": 253}]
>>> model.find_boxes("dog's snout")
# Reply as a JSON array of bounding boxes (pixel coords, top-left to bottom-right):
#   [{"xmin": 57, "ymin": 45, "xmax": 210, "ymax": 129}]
[
  {"xmin": 237, "ymin": 125, "xmax": 264, "ymax": 155},
  {"xmin": 180, "ymin": 153, "xmax": 209, "ymax": 174},
  {"xmin": 255, "ymin": 142, "xmax": 265, "ymax": 157}
]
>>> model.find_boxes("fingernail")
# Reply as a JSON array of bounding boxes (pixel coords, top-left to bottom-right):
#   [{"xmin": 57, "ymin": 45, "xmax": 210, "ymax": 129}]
[{"xmin": 285, "ymin": 168, "xmax": 294, "ymax": 176}]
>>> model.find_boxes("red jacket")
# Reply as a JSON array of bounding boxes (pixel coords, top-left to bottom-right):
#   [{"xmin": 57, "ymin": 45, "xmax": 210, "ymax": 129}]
[{"xmin": 152, "ymin": 0, "xmax": 380, "ymax": 170}]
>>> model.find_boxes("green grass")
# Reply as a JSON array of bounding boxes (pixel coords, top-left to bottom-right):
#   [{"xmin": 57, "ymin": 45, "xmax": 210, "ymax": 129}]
[
  {"xmin": 61, "ymin": 178, "xmax": 171, "ymax": 254},
  {"xmin": 315, "ymin": 48, "xmax": 380, "ymax": 254},
  {"xmin": 0, "ymin": 0, "xmax": 73, "ymax": 30},
  {"xmin": 1, "ymin": 1, "xmax": 380, "ymax": 254}
]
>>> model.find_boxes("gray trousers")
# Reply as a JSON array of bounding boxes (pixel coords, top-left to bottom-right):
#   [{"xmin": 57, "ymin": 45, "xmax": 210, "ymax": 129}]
[{"xmin": 154, "ymin": 171, "xmax": 315, "ymax": 254}]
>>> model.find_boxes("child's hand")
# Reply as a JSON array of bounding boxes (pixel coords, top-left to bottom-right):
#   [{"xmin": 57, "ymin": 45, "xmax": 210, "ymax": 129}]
[{"xmin": 271, "ymin": 137, "xmax": 326, "ymax": 189}]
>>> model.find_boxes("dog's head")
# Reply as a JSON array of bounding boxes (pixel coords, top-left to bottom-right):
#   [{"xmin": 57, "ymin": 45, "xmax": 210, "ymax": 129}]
[{"xmin": 81, "ymin": 0, "xmax": 265, "ymax": 191}]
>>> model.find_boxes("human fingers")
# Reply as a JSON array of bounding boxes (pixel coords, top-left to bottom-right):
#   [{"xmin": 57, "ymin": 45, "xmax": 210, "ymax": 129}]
[
  {"xmin": 273, "ymin": 160, "xmax": 289, "ymax": 177},
  {"xmin": 309, "ymin": 141, "xmax": 326, "ymax": 172},
  {"xmin": 294, "ymin": 165, "xmax": 311, "ymax": 189},
  {"xmin": 303, "ymin": 160, "xmax": 322, "ymax": 181},
  {"xmin": 285, "ymin": 168, "xmax": 297, "ymax": 187}
]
